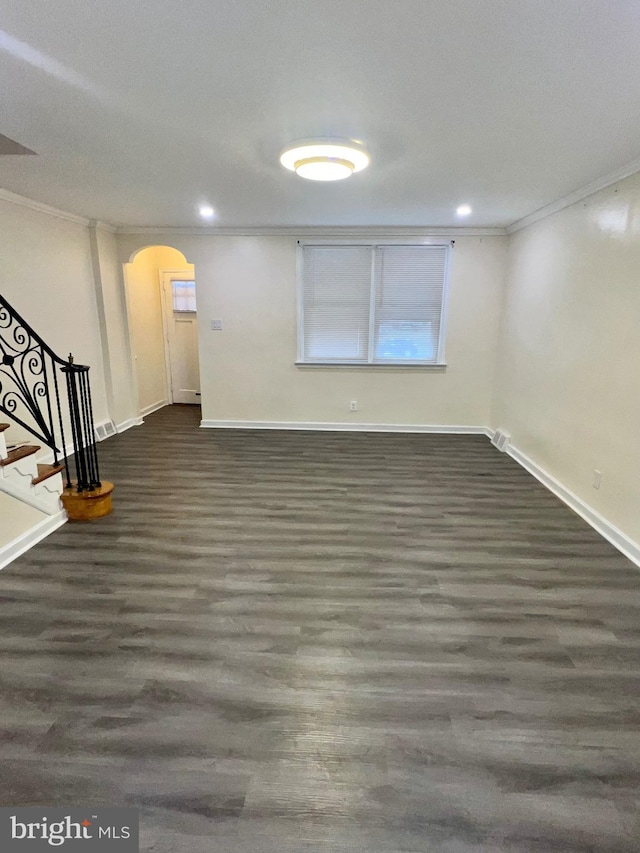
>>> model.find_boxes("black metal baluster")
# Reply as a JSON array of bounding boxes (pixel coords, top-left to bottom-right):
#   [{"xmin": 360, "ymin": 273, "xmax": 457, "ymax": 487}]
[
  {"xmin": 52, "ymin": 364, "xmax": 71, "ymax": 489},
  {"xmin": 63, "ymin": 361, "xmax": 88, "ymax": 492},
  {"xmin": 78, "ymin": 369, "xmax": 91, "ymax": 486},
  {"xmin": 83, "ymin": 367, "xmax": 101, "ymax": 487},
  {"xmin": 0, "ymin": 295, "xmax": 105, "ymax": 503},
  {"xmin": 41, "ymin": 349, "xmax": 58, "ymax": 466},
  {"xmin": 78, "ymin": 368, "xmax": 97, "ymax": 490}
]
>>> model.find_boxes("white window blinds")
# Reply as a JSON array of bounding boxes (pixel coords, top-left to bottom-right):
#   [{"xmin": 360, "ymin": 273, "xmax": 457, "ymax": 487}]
[{"xmin": 299, "ymin": 244, "xmax": 450, "ymax": 364}]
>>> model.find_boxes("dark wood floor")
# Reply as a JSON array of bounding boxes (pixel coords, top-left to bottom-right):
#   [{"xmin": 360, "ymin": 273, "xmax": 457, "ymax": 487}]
[{"xmin": 1, "ymin": 404, "xmax": 639, "ymax": 852}]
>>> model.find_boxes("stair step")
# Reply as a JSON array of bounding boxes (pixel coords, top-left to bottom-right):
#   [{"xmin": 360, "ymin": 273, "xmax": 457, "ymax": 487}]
[
  {"xmin": 0, "ymin": 423, "xmax": 9, "ymax": 433},
  {"xmin": 32, "ymin": 463, "xmax": 65, "ymax": 486},
  {"xmin": 0, "ymin": 444, "xmax": 40, "ymax": 467}
]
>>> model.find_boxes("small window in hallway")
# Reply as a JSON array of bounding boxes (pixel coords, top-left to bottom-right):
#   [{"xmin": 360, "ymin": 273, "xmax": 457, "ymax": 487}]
[{"xmin": 171, "ymin": 280, "xmax": 197, "ymax": 312}]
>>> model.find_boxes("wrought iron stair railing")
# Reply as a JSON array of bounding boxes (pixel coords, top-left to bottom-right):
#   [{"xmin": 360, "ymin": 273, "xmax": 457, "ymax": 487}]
[{"xmin": 0, "ymin": 293, "xmax": 101, "ymax": 493}]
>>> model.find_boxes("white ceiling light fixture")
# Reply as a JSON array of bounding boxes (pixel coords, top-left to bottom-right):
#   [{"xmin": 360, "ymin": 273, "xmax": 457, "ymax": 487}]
[
  {"xmin": 280, "ymin": 138, "xmax": 370, "ymax": 182},
  {"xmin": 199, "ymin": 204, "xmax": 215, "ymax": 219},
  {"xmin": 456, "ymin": 204, "xmax": 472, "ymax": 217}
]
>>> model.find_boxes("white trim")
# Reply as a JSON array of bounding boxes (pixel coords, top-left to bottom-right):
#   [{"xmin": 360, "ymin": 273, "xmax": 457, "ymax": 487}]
[
  {"xmin": 437, "ymin": 243, "xmax": 453, "ymax": 364},
  {"xmin": 201, "ymin": 419, "xmax": 492, "ymax": 435},
  {"xmin": 506, "ymin": 155, "xmax": 640, "ymax": 234},
  {"xmin": 295, "ymin": 361, "xmax": 447, "ymax": 369},
  {"xmin": 116, "ymin": 416, "xmax": 144, "ymax": 433},
  {"xmin": 117, "ymin": 225, "xmax": 507, "ymax": 238},
  {"xmin": 299, "ymin": 238, "xmax": 455, "ymax": 247},
  {"xmin": 0, "ymin": 510, "xmax": 67, "ymax": 570},
  {"xmin": 121, "ymin": 260, "xmax": 142, "ymax": 415},
  {"xmin": 140, "ymin": 399, "xmax": 170, "ymax": 417},
  {"xmin": 89, "ymin": 218, "xmax": 118, "ymax": 234},
  {"xmin": 4, "ymin": 155, "xmax": 640, "ymax": 238},
  {"xmin": 0, "ymin": 187, "xmax": 90, "ymax": 226},
  {"xmin": 507, "ymin": 444, "xmax": 640, "ymax": 569}
]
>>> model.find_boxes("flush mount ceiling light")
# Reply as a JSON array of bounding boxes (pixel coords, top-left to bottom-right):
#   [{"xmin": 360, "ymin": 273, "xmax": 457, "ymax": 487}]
[
  {"xmin": 198, "ymin": 204, "xmax": 215, "ymax": 219},
  {"xmin": 279, "ymin": 138, "xmax": 370, "ymax": 182},
  {"xmin": 456, "ymin": 204, "xmax": 472, "ymax": 217}
]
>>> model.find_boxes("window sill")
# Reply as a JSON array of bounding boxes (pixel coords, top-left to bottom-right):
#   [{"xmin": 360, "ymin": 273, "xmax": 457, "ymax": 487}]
[{"xmin": 295, "ymin": 361, "xmax": 447, "ymax": 369}]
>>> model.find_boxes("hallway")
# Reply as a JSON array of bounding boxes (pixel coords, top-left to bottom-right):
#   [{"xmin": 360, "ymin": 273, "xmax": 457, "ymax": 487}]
[{"xmin": 0, "ymin": 405, "xmax": 639, "ymax": 852}]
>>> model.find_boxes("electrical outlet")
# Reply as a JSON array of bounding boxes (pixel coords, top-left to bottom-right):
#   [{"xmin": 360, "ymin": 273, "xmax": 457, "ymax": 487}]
[
  {"xmin": 592, "ymin": 469, "xmax": 602, "ymax": 489},
  {"xmin": 349, "ymin": 400, "xmax": 358, "ymax": 412}
]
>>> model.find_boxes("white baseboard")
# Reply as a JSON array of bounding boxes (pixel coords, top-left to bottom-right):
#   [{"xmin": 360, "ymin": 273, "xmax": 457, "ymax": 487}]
[
  {"xmin": 116, "ymin": 416, "xmax": 144, "ymax": 434},
  {"xmin": 0, "ymin": 511, "xmax": 67, "ymax": 571},
  {"xmin": 507, "ymin": 444, "xmax": 640, "ymax": 569},
  {"xmin": 201, "ymin": 419, "xmax": 493, "ymax": 435},
  {"xmin": 140, "ymin": 399, "xmax": 170, "ymax": 417}
]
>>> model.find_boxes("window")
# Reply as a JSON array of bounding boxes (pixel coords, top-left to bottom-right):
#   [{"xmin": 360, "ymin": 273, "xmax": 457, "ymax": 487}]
[
  {"xmin": 298, "ymin": 244, "xmax": 450, "ymax": 365},
  {"xmin": 171, "ymin": 280, "xmax": 197, "ymax": 312}
]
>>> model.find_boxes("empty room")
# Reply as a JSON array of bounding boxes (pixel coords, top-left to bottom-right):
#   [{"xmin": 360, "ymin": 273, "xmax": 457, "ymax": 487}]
[{"xmin": 0, "ymin": 2, "xmax": 639, "ymax": 851}]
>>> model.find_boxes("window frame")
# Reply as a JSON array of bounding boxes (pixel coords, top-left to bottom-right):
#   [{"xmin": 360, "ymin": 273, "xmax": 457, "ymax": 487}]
[{"xmin": 296, "ymin": 240, "xmax": 452, "ymax": 367}]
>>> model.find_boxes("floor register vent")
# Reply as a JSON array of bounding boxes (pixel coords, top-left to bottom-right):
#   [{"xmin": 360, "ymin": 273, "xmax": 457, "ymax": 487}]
[
  {"xmin": 491, "ymin": 429, "xmax": 511, "ymax": 452},
  {"xmin": 95, "ymin": 421, "xmax": 117, "ymax": 442}
]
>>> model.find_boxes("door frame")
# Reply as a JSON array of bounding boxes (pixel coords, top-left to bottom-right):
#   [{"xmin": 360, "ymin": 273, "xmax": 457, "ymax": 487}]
[{"xmin": 158, "ymin": 268, "xmax": 198, "ymax": 404}]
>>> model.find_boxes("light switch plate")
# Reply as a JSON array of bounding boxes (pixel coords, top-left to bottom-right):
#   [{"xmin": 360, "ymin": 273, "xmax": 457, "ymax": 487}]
[{"xmin": 211, "ymin": 319, "xmax": 223, "ymax": 330}]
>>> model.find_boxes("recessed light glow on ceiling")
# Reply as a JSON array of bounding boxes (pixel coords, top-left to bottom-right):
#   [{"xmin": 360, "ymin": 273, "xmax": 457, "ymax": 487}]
[
  {"xmin": 280, "ymin": 139, "xmax": 370, "ymax": 182},
  {"xmin": 199, "ymin": 204, "xmax": 215, "ymax": 219},
  {"xmin": 456, "ymin": 204, "xmax": 472, "ymax": 216}
]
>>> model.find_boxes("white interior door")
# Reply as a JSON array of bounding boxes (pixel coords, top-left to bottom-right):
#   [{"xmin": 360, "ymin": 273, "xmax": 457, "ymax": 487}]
[{"xmin": 162, "ymin": 273, "xmax": 201, "ymax": 405}]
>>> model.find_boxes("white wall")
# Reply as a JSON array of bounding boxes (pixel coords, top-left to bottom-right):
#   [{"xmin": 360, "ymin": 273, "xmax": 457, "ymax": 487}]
[
  {"xmin": 0, "ymin": 196, "xmax": 110, "ymax": 444},
  {"xmin": 0, "ymin": 197, "xmax": 142, "ymax": 554},
  {"xmin": 0, "ymin": 492, "xmax": 47, "ymax": 558},
  {"xmin": 2, "ymin": 183, "xmax": 639, "ymax": 560},
  {"xmin": 123, "ymin": 245, "xmax": 194, "ymax": 414},
  {"xmin": 118, "ymin": 233, "xmax": 507, "ymax": 428},
  {"xmin": 124, "ymin": 247, "xmax": 169, "ymax": 414},
  {"xmin": 90, "ymin": 226, "xmax": 138, "ymax": 428},
  {"xmin": 494, "ymin": 172, "xmax": 640, "ymax": 545}
]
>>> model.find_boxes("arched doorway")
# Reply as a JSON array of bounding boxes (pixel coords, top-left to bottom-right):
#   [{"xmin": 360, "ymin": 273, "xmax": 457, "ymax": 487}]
[{"xmin": 124, "ymin": 246, "xmax": 199, "ymax": 416}]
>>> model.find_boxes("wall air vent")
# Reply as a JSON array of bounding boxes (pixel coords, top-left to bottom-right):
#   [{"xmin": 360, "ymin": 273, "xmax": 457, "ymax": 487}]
[
  {"xmin": 491, "ymin": 429, "xmax": 511, "ymax": 452},
  {"xmin": 95, "ymin": 421, "xmax": 116, "ymax": 442},
  {"xmin": 0, "ymin": 134, "xmax": 36, "ymax": 155}
]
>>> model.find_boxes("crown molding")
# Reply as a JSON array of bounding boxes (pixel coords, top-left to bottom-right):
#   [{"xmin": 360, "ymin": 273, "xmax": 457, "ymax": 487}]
[
  {"xmin": 5, "ymin": 153, "xmax": 640, "ymax": 238},
  {"xmin": 0, "ymin": 187, "xmax": 91, "ymax": 226},
  {"xmin": 115, "ymin": 224, "xmax": 507, "ymax": 237},
  {"xmin": 89, "ymin": 219, "xmax": 118, "ymax": 234},
  {"xmin": 507, "ymin": 155, "xmax": 640, "ymax": 234}
]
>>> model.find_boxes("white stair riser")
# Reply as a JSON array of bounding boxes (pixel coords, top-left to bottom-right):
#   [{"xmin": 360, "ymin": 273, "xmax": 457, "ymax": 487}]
[
  {"xmin": 0, "ymin": 425, "xmax": 64, "ymax": 516},
  {"xmin": 0, "ymin": 473, "xmax": 62, "ymax": 515},
  {"xmin": 1, "ymin": 455, "xmax": 39, "ymax": 483},
  {"xmin": 33, "ymin": 471, "xmax": 64, "ymax": 497},
  {"xmin": 33, "ymin": 472, "xmax": 64, "ymax": 513}
]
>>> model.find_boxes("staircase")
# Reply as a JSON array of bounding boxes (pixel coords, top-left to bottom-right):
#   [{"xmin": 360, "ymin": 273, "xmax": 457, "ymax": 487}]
[
  {"xmin": 0, "ymin": 294, "xmax": 113, "ymax": 521},
  {"xmin": 0, "ymin": 423, "xmax": 65, "ymax": 514}
]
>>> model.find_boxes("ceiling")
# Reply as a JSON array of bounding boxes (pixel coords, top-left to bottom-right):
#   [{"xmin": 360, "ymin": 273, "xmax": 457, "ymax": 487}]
[{"xmin": 1, "ymin": 0, "xmax": 640, "ymax": 229}]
